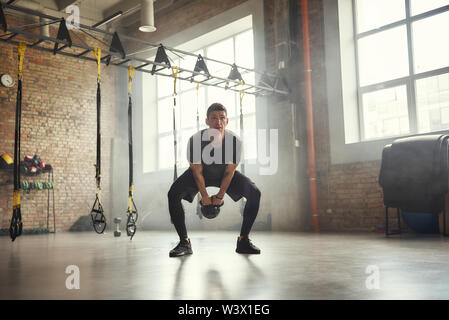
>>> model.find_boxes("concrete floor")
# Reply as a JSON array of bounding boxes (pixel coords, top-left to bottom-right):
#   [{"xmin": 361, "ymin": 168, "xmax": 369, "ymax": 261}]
[{"xmin": 1, "ymin": 230, "xmax": 449, "ymax": 300}]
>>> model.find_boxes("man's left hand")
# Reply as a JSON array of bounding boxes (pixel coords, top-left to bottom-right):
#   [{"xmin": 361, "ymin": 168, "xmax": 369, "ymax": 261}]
[{"xmin": 211, "ymin": 195, "xmax": 224, "ymax": 206}]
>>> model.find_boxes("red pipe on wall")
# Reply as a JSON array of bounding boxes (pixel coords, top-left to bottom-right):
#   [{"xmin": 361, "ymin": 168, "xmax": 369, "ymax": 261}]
[{"xmin": 301, "ymin": 0, "xmax": 320, "ymax": 232}]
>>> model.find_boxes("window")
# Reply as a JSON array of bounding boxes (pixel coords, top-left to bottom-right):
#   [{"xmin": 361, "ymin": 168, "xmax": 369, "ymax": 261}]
[
  {"xmin": 353, "ymin": 0, "xmax": 449, "ymax": 140},
  {"xmin": 149, "ymin": 28, "xmax": 256, "ymax": 171}
]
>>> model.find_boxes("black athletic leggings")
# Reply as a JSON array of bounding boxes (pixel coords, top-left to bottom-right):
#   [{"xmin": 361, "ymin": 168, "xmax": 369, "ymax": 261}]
[{"xmin": 168, "ymin": 168, "xmax": 261, "ymax": 240}]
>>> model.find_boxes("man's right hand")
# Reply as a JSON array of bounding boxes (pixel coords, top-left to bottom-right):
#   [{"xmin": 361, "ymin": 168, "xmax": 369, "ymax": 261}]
[{"xmin": 201, "ymin": 196, "xmax": 212, "ymax": 206}]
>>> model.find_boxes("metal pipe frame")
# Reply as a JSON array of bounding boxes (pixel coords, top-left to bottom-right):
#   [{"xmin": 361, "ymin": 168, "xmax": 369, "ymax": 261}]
[{"xmin": 1, "ymin": 3, "xmax": 288, "ymax": 96}]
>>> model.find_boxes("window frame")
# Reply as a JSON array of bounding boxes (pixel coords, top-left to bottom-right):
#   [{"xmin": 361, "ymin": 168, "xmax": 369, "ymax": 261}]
[
  {"xmin": 352, "ymin": 0, "xmax": 449, "ymax": 141},
  {"xmin": 155, "ymin": 29, "xmax": 257, "ymax": 171}
]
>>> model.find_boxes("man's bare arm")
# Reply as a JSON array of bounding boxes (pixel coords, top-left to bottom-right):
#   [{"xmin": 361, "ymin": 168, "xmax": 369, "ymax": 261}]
[
  {"xmin": 215, "ymin": 164, "xmax": 238, "ymax": 201},
  {"xmin": 190, "ymin": 163, "xmax": 212, "ymax": 205}
]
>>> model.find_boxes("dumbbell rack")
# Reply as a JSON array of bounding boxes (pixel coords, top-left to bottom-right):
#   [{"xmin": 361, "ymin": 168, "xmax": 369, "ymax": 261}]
[
  {"xmin": 21, "ymin": 169, "xmax": 56, "ymax": 233},
  {"xmin": 0, "ymin": 167, "xmax": 56, "ymax": 233}
]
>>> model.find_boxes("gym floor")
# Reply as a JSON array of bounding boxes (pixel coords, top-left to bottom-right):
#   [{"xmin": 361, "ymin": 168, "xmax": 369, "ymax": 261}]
[{"xmin": 1, "ymin": 231, "xmax": 449, "ymax": 300}]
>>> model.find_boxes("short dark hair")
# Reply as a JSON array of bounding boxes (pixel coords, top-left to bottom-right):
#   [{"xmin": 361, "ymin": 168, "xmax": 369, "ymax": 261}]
[{"xmin": 207, "ymin": 103, "xmax": 227, "ymax": 118}]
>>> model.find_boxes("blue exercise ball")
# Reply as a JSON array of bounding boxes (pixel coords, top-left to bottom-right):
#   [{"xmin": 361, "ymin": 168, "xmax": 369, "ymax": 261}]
[{"xmin": 402, "ymin": 211, "xmax": 439, "ymax": 234}]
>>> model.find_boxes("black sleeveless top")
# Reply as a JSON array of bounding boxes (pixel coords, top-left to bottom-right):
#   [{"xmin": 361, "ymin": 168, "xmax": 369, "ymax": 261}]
[{"xmin": 187, "ymin": 129, "xmax": 242, "ymax": 180}]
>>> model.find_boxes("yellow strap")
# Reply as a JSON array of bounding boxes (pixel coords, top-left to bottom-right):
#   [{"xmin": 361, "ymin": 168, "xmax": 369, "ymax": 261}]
[
  {"xmin": 195, "ymin": 81, "xmax": 200, "ymax": 123},
  {"xmin": 195, "ymin": 81, "xmax": 200, "ymax": 107},
  {"xmin": 128, "ymin": 66, "xmax": 135, "ymax": 94},
  {"xmin": 13, "ymin": 190, "xmax": 20, "ymax": 208},
  {"xmin": 18, "ymin": 42, "xmax": 26, "ymax": 78},
  {"xmin": 93, "ymin": 47, "xmax": 101, "ymax": 80},
  {"xmin": 238, "ymin": 81, "xmax": 245, "ymax": 108},
  {"xmin": 171, "ymin": 66, "xmax": 179, "ymax": 95},
  {"xmin": 128, "ymin": 185, "xmax": 134, "ymax": 211}
]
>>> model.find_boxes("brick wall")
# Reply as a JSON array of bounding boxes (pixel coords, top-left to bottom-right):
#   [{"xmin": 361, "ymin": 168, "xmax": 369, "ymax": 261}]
[
  {"xmin": 317, "ymin": 161, "xmax": 385, "ymax": 231},
  {"xmin": 0, "ymin": 15, "xmax": 117, "ymax": 232}
]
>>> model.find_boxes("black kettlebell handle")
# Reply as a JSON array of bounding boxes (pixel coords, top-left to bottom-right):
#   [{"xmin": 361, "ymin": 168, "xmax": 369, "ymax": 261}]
[{"xmin": 200, "ymin": 200, "xmax": 224, "ymax": 208}]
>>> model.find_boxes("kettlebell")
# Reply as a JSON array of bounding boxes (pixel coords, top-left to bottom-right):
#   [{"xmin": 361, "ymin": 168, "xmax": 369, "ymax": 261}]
[{"xmin": 200, "ymin": 200, "xmax": 224, "ymax": 219}]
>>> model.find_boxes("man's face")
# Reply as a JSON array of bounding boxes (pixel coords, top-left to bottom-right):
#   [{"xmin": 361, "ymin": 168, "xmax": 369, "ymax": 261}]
[{"xmin": 206, "ymin": 110, "xmax": 228, "ymax": 136}]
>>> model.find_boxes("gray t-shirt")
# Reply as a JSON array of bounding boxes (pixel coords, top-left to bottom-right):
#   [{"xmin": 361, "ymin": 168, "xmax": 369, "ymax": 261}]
[{"xmin": 187, "ymin": 129, "xmax": 242, "ymax": 180}]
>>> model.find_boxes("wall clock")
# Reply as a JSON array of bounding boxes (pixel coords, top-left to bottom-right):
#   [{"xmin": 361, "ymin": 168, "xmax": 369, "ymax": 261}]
[{"xmin": 0, "ymin": 74, "xmax": 15, "ymax": 88}]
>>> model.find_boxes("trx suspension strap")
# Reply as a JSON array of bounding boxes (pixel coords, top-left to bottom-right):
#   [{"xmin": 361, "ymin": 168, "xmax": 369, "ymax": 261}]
[
  {"xmin": 239, "ymin": 82, "xmax": 247, "ymax": 216},
  {"xmin": 126, "ymin": 66, "xmax": 138, "ymax": 239},
  {"xmin": 195, "ymin": 81, "xmax": 202, "ymax": 219},
  {"xmin": 171, "ymin": 66, "xmax": 180, "ymax": 182},
  {"xmin": 9, "ymin": 42, "xmax": 26, "ymax": 242},
  {"xmin": 90, "ymin": 47, "xmax": 106, "ymax": 234}
]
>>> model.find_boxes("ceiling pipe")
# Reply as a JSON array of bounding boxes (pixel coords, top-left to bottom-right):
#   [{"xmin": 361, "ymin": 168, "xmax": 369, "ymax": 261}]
[
  {"xmin": 301, "ymin": 0, "xmax": 320, "ymax": 232},
  {"xmin": 92, "ymin": 11, "xmax": 123, "ymax": 28},
  {"xmin": 9, "ymin": 1, "xmax": 47, "ymax": 37},
  {"xmin": 39, "ymin": 16, "xmax": 49, "ymax": 38},
  {"xmin": 139, "ymin": 0, "xmax": 156, "ymax": 32}
]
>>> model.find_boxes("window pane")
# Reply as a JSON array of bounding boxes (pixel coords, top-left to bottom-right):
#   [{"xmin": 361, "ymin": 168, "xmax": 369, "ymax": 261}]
[
  {"xmin": 157, "ymin": 75, "xmax": 173, "ymax": 98},
  {"xmin": 179, "ymin": 88, "xmax": 206, "ymax": 129},
  {"xmin": 235, "ymin": 30, "xmax": 254, "ymax": 69},
  {"xmin": 362, "ymin": 85, "xmax": 409, "ymax": 139},
  {"xmin": 241, "ymin": 92, "xmax": 255, "ymax": 115},
  {"xmin": 179, "ymin": 90, "xmax": 197, "ymax": 129},
  {"xmin": 416, "ymin": 73, "xmax": 449, "ymax": 133},
  {"xmin": 412, "ymin": 11, "xmax": 449, "ymax": 74},
  {"xmin": 180, "ymin": 87, "xmax": 206, "ymax": 129},
  {"xmin": 207, "ymin": 38, "xmax": 234, "ymax": 64},
  {"xmin": 206, "ymin": 38, "xmax": 234, "ymax": 78},
  {"xmin": 159, "ymin": 134, "xmax": 174, "ymax": 169},
  {"xmin": 358, "ymin": 26, "xmax": 409, "ymax": 86},
  {"xmin": 157, "ymin": 97, "xmax": 174, "ymax": 134},
  {"xmin": 355, "ymin": 0, "xmax": 405, "ymax": 33},
  {"xmin": 227, "ymin": 118, "xmax": 238, "ymax": 133},
  {"xmin": 207, "ymin": 86, "xmax": 236, "ymax": 118},
  {"xmin": 411, "ymin": 0, "xmax": 449, "ymax": 15}
]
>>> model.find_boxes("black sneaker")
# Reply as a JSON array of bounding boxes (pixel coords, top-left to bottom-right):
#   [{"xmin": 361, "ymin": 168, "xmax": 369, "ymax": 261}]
[
  {"xmin": 236, "ymin": 237, "xmax": 260, "ymax": 254},
  {"xmin": 169, "ymin": 239, "xmax": 193, "ymax": 257}
]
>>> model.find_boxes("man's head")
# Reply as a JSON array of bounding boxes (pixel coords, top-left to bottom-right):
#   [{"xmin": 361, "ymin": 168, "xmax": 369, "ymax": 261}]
[{"xmin": 206, "ymin": 103, "xmax": 228, "ymax": 136}]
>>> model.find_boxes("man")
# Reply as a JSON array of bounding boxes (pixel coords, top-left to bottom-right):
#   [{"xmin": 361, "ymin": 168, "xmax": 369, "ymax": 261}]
[{"xmin": 167, "ymin": 102, "xmax": 261, "ymax": 257}]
